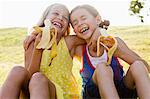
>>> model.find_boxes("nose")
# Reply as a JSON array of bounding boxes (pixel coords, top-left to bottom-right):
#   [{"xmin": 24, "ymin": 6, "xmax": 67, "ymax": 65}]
[
  {"xmin": 78, "ymin": 20, "xmax": 83, "ymax": 26},
  {"xmin": 58, "ymin": 15, "xmax": 63, "ymax": 20}
]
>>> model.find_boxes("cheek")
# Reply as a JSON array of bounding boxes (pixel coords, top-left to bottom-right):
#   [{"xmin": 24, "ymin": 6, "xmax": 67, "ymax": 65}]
[
  {"xmin": 63, "ymin": 25, "xmax": 68, "ymax": 31},
  {"xmin": 89, "ymin": 23, "xmax": 97, "ymax": 32},
  {"xmin": 73, "ymin": 27, "xmax": 77, "ymax": 34},
  {"xmin": 73, "ymin": 29, "xmax": 81, "ymax": 37},
  {"xmin": 46, "ymin": 14, "xmax": 53, "ymax": 20}
]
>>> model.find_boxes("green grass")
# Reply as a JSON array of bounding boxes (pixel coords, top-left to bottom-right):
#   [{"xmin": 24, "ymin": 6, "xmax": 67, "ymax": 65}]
[
  {"xmin": 0, "ymin": 28, "xmax": 26, "ymax": 85},
  {"xmin": 0, "ymin": 25, "xmax": 150, "ymax": 86}
]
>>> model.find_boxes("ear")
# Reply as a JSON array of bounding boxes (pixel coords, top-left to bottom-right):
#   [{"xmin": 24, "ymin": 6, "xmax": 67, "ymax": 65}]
[{"xmin": 96, "ymin": 15, "xmax": 102, "ymax": 25}]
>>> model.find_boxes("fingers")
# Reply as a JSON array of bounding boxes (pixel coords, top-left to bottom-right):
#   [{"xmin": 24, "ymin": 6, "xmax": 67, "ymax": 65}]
[
  {"xmin": 23, "ymin": 35, "xmax": 36, "ymax": 51},
  {"xmin": 34, "ymin": 33, "xmax": 42, "ymax": 47},
  {"xmin": 23, "ymin": 36, "xmax": 30, "ymax": 50}
]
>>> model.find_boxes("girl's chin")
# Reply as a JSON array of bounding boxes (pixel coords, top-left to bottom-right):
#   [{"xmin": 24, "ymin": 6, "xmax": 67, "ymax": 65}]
[
  {"xmin": 83, "ymin": 34, "xmax": 91, "ymax": 39},
  {"xmin": 81, "ymin": 35, "xmax": 90, "ymax": 40},
  {"xmin": 82, "ymin": 31, "xmax": 89, "ymax": 35}
]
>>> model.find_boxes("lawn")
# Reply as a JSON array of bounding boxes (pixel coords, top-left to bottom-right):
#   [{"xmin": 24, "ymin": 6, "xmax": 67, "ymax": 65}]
[
  {"xmin": 0, "ymin": 28, "xmax": 26, "ymax": 85},
  {"xmin": 0, "ymin": 25, "xmax": 150, "ymax": 87}
]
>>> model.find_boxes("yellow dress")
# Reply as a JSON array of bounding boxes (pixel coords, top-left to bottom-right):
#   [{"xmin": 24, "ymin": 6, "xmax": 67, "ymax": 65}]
[{"xmin": 40, "ymin": 37, "xmax": 80, "ymax": 99}]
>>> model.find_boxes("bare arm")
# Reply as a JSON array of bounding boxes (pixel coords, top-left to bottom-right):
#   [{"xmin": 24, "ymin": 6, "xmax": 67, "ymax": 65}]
[
  {"xmin": 24, "ymin": 41, "xmax": 35, "ymax": 69},
  {"xmin": 72, "ymin": 35, "xmax": 86, "ymax": 46},
  {"xmin": 114, "ymin": 37, "xmax": 150, "ymax": 72},
  {"xmin": 65, "ymin": 35, "xmax": 86, "ymax": 57},
  {"xmin": 27, "ymin": 33, "xmax": 43, "ymax": 76},
  {"xmin": 28, "ymin": 49, "xmax": 43, "ymax": 76},
  {"xmin": 23, "ymin": 27, "xmax": 41, "ymax": 51}
]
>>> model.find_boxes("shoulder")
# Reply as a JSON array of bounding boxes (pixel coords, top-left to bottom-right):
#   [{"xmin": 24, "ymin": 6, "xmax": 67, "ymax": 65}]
[
  {"xmin": 115, "ymin": 37, "xmax": 129, "ymax": 46},
  {"xmin": 64, "ymin": 35, "xmax": 84, "ymax": 44},
  {"xmin": 64, "ymin": 35, "xmax": 86, "ymax": 51},
  {"xmin": 115, "ymin": 37, "xmax": 129, "ymax": 52},
  {"xmin": 64, "ymin": 35, "xmax": 77, "ymax": 51},
  {"xmin": 75, "ymin": 45, "xmax": 84, "ymax": 58},
  {"xmin": 64, "ymin": 35, "xmax": 77, "ymax": 43},
  {"xmin": 114, "ymin": 36, "xmax": 129, "ymax": 55},
  {"xmin": 115, "ymin": 37, "xmax": 123, "ymax": 42},
  {"xmin": 114, "ymin": 37, "xmax": 141, "ymax": 64}
]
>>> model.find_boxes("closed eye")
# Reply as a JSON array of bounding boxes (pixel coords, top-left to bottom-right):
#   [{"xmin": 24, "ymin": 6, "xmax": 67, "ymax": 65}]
[
  {"xmin": 62, "ymin": 16, "xmax": 69, "ymax": 22},
  {"xmin": 72, "ymin": 20, "xmax": 78, "ymax": 26},
  {"xmin": 81, "ymin": 15, "xmax": 86, "ymax": 20},
  {"xmin": 52, "ymin": 12, "xmax": 59, "ymax": 16}
]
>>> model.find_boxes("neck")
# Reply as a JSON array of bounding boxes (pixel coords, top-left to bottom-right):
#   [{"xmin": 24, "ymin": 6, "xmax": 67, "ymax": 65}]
[
  {"xmin": 56, "ymin": 33, "xmax": 65, "ymax": 44},
  {"xmin": 56, "ymin": 37, "xmax": 61, "ymax": 44},
  {"xmin": 86, "ymin": 28, "xmax": 101, "ymax": 47}
]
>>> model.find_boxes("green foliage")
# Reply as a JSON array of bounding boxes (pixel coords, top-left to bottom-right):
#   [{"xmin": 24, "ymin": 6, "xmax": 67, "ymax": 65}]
[
  {"xmin": 129, "ymin": 0, "xmax": 150, "ymax": 23},
  {"xmin": 130, "ymin": 0, "xmax": 144, "ymax": 14},
  {"xmin": 129, "ymin": 0, "xmax": 145, "ymax": 22}
]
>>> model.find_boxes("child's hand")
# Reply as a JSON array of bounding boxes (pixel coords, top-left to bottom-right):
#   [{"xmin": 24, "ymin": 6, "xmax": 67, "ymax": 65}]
[
  {"xmin": 34, "ymin": 33, "xmax": 42, "ymax": 48},
  {"xmin": 100, "ymin": 36, "xmax": 115, "ymax": 49},
  {"xmin": 23, "ymin": 34, "xmax": 36, "ymax": 50}
]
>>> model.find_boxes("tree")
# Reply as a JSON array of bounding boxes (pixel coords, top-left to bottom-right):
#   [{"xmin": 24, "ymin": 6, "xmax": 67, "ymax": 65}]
[{"xmin": 129, "ymin": 0, "xmax": 149, "ymax": 22}]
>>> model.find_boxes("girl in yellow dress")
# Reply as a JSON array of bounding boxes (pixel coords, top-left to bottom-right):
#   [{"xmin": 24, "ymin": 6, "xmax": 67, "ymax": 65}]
[{"xmin": 0, "ymin": 3, "xmax": 85, "ymax": 99}]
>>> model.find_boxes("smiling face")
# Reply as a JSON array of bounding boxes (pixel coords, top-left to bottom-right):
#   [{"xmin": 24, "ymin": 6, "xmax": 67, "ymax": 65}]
[
  {"xmin": 46, "ymin": 4, "xmax": 69, "ymax": 38},
  {"xmin": 70, "ymin": 8, "xmax": 98, "ymax": 40}
]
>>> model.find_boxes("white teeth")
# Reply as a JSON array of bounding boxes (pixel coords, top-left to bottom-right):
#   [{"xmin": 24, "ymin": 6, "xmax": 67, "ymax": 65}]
[
  {"xmin": 53, "ymin": 22, "xmax": 62, "ymax": 28},
  {"xmin": 80, "ymin": 27, "xmax": 89, "ymax": 33}
]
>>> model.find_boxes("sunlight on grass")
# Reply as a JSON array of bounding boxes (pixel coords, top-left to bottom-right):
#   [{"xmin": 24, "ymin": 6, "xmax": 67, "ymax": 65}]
[
  {"xmin": 0, "ymin": 63, "xmax": 12, "ymax": 85},
  {"xmin": 0, "ymin": 28, "xmax": 26, "ymax": 85}
]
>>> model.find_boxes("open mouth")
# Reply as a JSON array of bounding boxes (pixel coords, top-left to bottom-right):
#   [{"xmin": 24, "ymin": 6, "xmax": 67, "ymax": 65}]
[
  {"xmin": 79, "ymin": 24, "xmax": 89, "ymax": 34},
  {"xmin": 52, "ymin": 21, "xmax": 63, "ymax": 28}
]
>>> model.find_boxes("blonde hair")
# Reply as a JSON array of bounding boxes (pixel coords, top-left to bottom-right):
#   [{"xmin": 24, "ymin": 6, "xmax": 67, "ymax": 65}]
[
  {"xmin": 37, "ymin": 3, "xmax": 70, "ymax": 35},
  {"xmin": 70, "ymin": 4, "xmax": 110, "ymax": 29}
]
